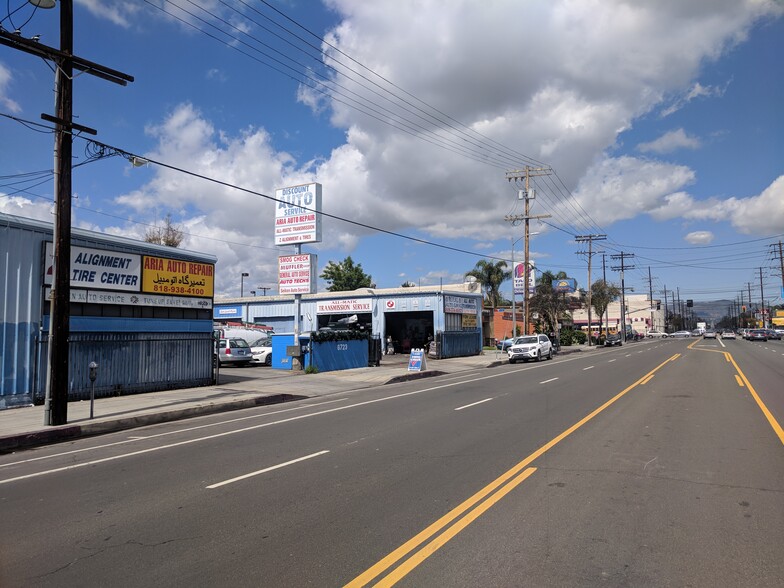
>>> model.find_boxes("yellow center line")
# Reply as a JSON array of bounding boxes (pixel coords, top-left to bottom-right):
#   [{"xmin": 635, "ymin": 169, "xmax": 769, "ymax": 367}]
[
  {"xmin": 734, "ymin": 374, "xmax": 744, "ymax": 387},
  {"xmin": 344, "ymin": 354, "xmax": 680, "ymax": 587}
]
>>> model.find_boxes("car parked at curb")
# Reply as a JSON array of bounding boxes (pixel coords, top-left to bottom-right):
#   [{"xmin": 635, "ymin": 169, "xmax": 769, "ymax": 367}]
[
  {"xmin": 671, "ymin": 330, "xmax": 691, "ymax": 338},
  {"xmin": 646, "ymin": 330, "xmax": 668, "ymax": 338},
  {"xmin": 604, "ymin": 332, "xmax": 623, "ymax": 346},
  {"xmin": 497, "ymin": 336, "xmax": 526, "ymax": 351},
  {"xmin": 249, "ymin": 337, "xmax": 273, "ymax": 365},
  {"xmin": 508, "ymin": 334, "xmax": 553, "ymax": 363}
]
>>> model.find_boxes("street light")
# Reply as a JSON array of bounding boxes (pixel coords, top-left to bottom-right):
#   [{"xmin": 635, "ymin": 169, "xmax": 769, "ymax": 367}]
[
  {"xmin": 240, "ymin": 272, "xmax": 249, "ymax": 297},
  {"xmin": 250, "ymin": 290, "xmax": 256, "ymax": 296}
]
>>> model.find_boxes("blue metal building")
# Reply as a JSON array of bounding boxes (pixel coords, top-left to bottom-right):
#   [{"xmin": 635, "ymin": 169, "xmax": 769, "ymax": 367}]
[
  {"xmin": 0, "ymin": 212, "xmax": 216, "ymax": 410},
  {"xmin": 213, "ymin": 283, "xmax": 484, "ymax": 359}
]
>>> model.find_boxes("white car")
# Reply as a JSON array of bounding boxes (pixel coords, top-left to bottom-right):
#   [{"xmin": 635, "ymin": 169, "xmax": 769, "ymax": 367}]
[
  {"xmin": 646, "ymin": 331, "xmax": 668, "ymax": 338},
  {"xmin": 507, "ymin": 334, "xmax": 553, "ymax": 364},
  {"xmin": 721, "ymin": 330, "xmax": 736, "ymax": 339},
  {"xmin": 249, "ymin": 337, "xmax": 273, "ymax": 366}
]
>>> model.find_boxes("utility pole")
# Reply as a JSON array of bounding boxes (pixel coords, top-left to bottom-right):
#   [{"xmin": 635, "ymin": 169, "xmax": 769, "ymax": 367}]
[
  {"xmin": 759, "ymin": 267, "xmax": 766, "ymax": 328},
  {"xmin": 662, "ymin": 285, "xmax": 669, "ymax": 332},
  {"xmin": 772, "ymin": 241, "xmax": 784, "ymax": 298},
  {"xmin": 1, "ymin": 1, "xmax": 133, "ymax": 426},
  {"xmin": 575, "ymin": 235, "xmax": 606, "ymax": 345},
  {"xmin": 602, "ymin": 253, "xmax": 608, "ymax": 339},
  {"xmin": 257, "ymin": 286, "xmax": 272, "ymax": 296},
  {"xmin": 505, "ymin": 166, "xmax": 551, "ymax": 335},
  {"xmin": 646, "ymin": 266, "xmax": 655, "ymax": 331},
  {"xmin": 611, "ymin": 252, "xmax": 635, "ymax": 342}
]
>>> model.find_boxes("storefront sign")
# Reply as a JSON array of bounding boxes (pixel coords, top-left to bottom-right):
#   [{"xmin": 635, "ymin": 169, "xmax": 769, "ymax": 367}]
[
  {"xmin": 142, "ymin": 256, "xmax": 215, "ymax": 297},
  {"xmin": 444, "ymin": 295, "xmax": 478, "ymax": 314},
  {"xmin": 45, "ymin": 287, "xmax": 212, "ymax": 309},
  {"xmin": 274, "ymin": 183, "xmax": 322, "ymax": 245},
  {"xmin": 44, "ymin": 242, "xmax": 141, "ymax": 292},
  {"xmin": 462, "ymin": 314, "xmax": 478, "ymax": 328},
  {"xmin": 279, "ymin": 253, "xmax": 316, "ymax": 295},
  {"xmin": 214, "ymin": 305, "xmax": 242, "ymax": 319},
  {"xmin": 316, "ymin": 299, "xmax": 372, "ymax": 314}
]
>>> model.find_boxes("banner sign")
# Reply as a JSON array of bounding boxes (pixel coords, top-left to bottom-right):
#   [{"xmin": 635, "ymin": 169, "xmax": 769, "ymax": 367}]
[
  {"xmin": 513, "ymin": 262, "xmax": 527, "ymax": 295},
  {"xmin": 45, "ymin": 287, "xmax": 212, "ymax": 309},
  {"xmin": 407, "ymin": 348, "xmax": 427, "ymax": 372},
  {"xmin": 316, "ymin": 299, "xmax": 372, "ymax": 314},
  {"xmin": 274, "ymin": 183, "xmax": 322, "ymax": 245},
  {"xmin": 444, "ymin": 295, "xmax": 477, "ymax": 314},
  {"xmin": 142, "ymin": 256, "xmax": 214, "ymax": 297},
  {"xmin": 279, "ymin": 253, "xmax": 317, "ymax": 295},
  {"xmin": 44, "ymin": 242, "xmax": 141, "ymax": 292},
  {"xmin": 554, "ymin": 278, "xmax": 577, "ymax": 293}
]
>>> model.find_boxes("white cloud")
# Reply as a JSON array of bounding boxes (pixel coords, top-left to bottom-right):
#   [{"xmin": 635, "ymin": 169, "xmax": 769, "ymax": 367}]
[
  {"xmin": 0, "ymin": 195, "xmax": 53, "ymax": 221},
  {"xmin": 684, "ymin": 230, "xmax": 715, "ymax": 245},
  {"xmin": 637, "ymin": 129, "xmax": 701, "ymax": 154},
  {"xmin": 0, "ymin": 62, "xmax": 21, "ymax": 114},
  {"xmin": 76, "ymin": 0, "xmax": 139, "ymax": 28},
  {"xmin": 660, "ymin": 81, "xmax": 731, "ymax": 117}
]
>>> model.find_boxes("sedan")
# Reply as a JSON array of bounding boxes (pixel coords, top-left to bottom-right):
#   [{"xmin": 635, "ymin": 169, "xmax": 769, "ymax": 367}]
[
  {"xmin": 646, "ymin": 331, "xmax": 668, "ymax": 338},
  {"xmin": 497, "ymin": 336, "xmax": 526, "ymax": 351},
  {"xmin": 249, "ymin": 337, "xmax": 273, "ymax": 365},
  {"xmin": 720, "ymin": 330, "xmax": 736, "ymax": 340},
  {"xmin": 604, "ymin": 333, "xmax": 623, "ymax": 347},
  {"xmin": 671, "ymin": 330, "xmax": 691, "ymax": 338},
  {"xmin": 703, "ymin": 330, "xmax": 717, "ymax": 339},
  {"xmin": 747, "ymin": 329, "xmax": 768, "ymax": 342},
  {"xmin": 766, "ymin": 329, "xmax": 782, "ymax": 341}
]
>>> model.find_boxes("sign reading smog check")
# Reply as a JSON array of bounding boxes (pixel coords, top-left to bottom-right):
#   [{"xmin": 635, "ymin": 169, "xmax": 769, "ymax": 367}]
[
  {"xmin": 279, "ymin": 254, "xmax": 316, "ymax": 295},
  {"xmin": 142, "ymin": 256, "xmax": 214, "ymax": 297},
  {"xmin": 44, "ymin": 242, "xmax": 141, "ymax": 292},
  {"xmin": 274, "ymin": 183, "xmax": 322, "ymax": 245}
]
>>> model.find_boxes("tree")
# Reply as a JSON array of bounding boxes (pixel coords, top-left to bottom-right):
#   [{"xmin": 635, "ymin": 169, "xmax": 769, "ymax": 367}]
[
  {"xmin": 528, "ymin": 270, "xmax": 573, "ymax": 334},
  {"xmin": 144, "ymin": 213, "xmax": 184, "ymax": 247},
  {"xmin": 401, "ymin": 281, "xmax": 416, "ymax": 288},
  {"xmin": 320, "ymin": 256, "xmax": 373, "ymax": 292},
  {"xmin": 465, "ymin": 259, "xmax": 509, "ymax": 308},
  {"xmin": 590, "ymin": 279, "xmax": 620, "ymax": 339}
]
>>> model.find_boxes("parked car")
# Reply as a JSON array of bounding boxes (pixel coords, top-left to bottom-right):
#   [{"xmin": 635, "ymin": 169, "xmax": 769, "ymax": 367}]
[
  {"xmin": 747, "ymin": 329, "xmax": 768, "ymax": 342},
  {"xmin": 497, "ymin": 336, "xmax": 526, "ymax": 351},
  {"xmin": 507, "ymin": 334, "xmax": 553, "ymax": 363},
  {"xmin": 671, "ymin": 330, "xmax": 691, "ymax": 338},
  {"xmin": 720, "ymin": 330, "xmax": 736, "ymax": 340},
  {"xmin": 703, "ymin": 330, "xmax": 717, "ymax": 339},
  {"xmin": 215, "ymin": 337, "xmax": 253, "ymax": 366},
  {"xmin": 604, "ymin": 332, "xmax": 623, "ymax": 347},
  {"xmin": 249, "ymin": 337, "xmax": 273, "ymax": 365},
  {"xmin": 646, "ymin": 330, "xmax": 668, "ymax": 338}
]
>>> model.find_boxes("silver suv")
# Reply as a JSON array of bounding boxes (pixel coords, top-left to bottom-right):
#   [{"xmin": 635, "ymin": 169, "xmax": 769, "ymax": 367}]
[{"xmin": 508, "ymin": 334, "xmax": 553, "ymax": 364}]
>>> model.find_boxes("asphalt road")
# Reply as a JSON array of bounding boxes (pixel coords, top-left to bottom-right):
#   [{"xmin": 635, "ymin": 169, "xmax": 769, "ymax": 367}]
[{"xmin": 1, "ymin": 337, "xmax": 782, "ymax": 587}]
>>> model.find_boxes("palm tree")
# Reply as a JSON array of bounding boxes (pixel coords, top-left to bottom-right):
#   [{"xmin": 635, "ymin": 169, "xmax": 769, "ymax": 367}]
[
  {"xmin": 529, "ymin": 270, "xmax": 573, "ymax": 334},
  {"xmin": 465, "ymin": 260, "xmax": 509, "ymax": 308}
]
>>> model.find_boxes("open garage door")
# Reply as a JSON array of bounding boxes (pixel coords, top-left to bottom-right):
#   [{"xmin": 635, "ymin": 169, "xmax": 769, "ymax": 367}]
[{"xmin": 384, "ymin": 311, "xmax": 434, "ymax": 354}]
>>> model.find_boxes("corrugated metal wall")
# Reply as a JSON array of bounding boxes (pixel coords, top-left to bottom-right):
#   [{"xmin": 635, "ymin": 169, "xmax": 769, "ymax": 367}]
[
  {"xmin": 1, "ymin": 218, "xmax": 46, "ymax": 408},
  {"xmin": 439, "ymin": 330, "xmax": 482, "ymax": 358},
  {"xmin": 35, "ymin": 332, "xmax": 213, "ymax": 401}
]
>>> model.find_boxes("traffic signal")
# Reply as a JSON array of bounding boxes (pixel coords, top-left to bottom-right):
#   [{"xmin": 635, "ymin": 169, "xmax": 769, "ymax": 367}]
[
  {"xmin": 742, "ymin": 305, "xmax": 746, "ymax": 312},
  {"xmin": 686, "ymin": 299, "xmax": 693, "ymax": 307}
]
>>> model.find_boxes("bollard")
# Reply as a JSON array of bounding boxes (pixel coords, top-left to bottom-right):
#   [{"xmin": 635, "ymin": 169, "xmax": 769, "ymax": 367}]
[{"xmin": 88, "ymin": 361, "xmax": 98, "ymax": 419}]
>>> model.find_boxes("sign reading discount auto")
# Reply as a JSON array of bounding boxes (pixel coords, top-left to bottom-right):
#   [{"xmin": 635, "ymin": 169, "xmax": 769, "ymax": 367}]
[
  {"xmin": 142, "ymin": 256, "xmax": 215, "ymax": 297},
  {"xmin": 274, "ymin": 183, "xmax": 322, "ymax": 245}
]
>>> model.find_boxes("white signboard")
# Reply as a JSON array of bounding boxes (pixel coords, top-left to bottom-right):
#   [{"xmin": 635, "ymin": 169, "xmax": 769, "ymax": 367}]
[
  {"xmin": 274, "ymin": 183, "xmax": 322, "ymax": 245},
  {"xmin": 278, "ymin": 254, "xmax": 316, "ymax": 295},
  {"xmin": 44, "ymin": 287, "xmax": 212, "ymax": 309},
  {"xmin": 316, "ymin": 299, "xmax": 373, "ymax": 314},
  {"xmin": 44, "ymin": 242, "xmax": 141, "ymax": 292},
  {"xmin": 513, "ymin": 262, "xmax": 526, "ymax": 295},
  {"xmin": 444, "ymin": 295, "xmax": 478, "ymax": 314}
]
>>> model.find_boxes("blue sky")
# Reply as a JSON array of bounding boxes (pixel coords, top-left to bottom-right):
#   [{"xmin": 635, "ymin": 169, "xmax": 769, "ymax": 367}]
[{"xmin": 2, "ymin": 0, "xmax": 783, "ymax": 309}]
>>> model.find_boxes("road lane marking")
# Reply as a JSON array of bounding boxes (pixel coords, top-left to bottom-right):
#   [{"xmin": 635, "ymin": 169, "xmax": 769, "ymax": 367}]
[
  {"xmin": 539, "ymin": 378, "xmax": 559, "ymax": 384},
  {"xmin": 454, "ymin": 398, "xmax": 493, "ymax": 411},
  {"xmin": 608, "ymin": 359, "xmax": 617, "ymax": 363},
  {"xmin": 206, "ymin": 450, "xmax": 329, "ymax": 489},
  {"xmin": 373, "ymin": 468, "xmax": 538, "ymax": 588},
  {"xmin": 727, "ymin": 355, "xmax": 784, "ymax": 445},
  {"xmin": 583, "ymin": 366, "xmax": 594, "ymax": 371},
  {"xmin": 0, "ymin": 397, "xmax": 350, "ymax": 470},
  {"xmin": 345, "ymin": 354, "xmax": 680, "ymax": 587},
  {"xmin": 735, "ymin": 375, "xmax": 744, "ymax": 387},
  {"xmin": 718, "ymin": 338, "xmax": 726, "ymax": 348},
  {"xmin": 640, "ymin": 374, "xmax": 654, "ymax": 385}
]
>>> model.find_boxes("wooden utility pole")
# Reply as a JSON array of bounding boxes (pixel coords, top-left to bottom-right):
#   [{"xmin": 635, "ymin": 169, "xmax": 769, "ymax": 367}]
[
  {"xmin": 611, "ymin": 252, "xmax": 635, "ymax": 341},
  {"xmin": 1, "ymin": 1, "xmax": 133, "ymax": 425},
  {"xmin": 505, "ymin": 166, "xmax": 551, "ymax": 334},
  {"xmin": 575, "ymin": 235, "xmax": 606, "ymax": 345}
]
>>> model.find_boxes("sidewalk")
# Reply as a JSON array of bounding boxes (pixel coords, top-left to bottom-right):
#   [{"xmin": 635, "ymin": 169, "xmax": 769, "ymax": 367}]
[{"xmin": 0, "ymin": 346, "xmax": 587, "ymax": 453}]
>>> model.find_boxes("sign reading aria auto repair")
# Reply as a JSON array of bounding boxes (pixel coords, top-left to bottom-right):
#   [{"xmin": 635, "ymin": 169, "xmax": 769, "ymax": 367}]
[
  {"xmin": 274, "ymin": 183, "xmax": 322, "ymax": 245},
  {"xmin": 142, "ymin": 256, "xmax": 215, "ymax": 297}
]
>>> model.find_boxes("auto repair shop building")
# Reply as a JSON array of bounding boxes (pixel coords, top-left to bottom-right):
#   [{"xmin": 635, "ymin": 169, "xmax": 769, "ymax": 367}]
[
  {"xmin": 213, "ymin": 282, "xmax": 484, "ymax": 358},
  {"xmin": 1, "ymin": 212, "xmax": 216, "ymax": 410}
]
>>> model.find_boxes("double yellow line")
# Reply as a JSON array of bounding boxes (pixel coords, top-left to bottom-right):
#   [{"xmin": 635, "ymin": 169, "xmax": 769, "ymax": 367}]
[{"xmin": 345, "ymin": 354, "xmax": 680, "ymax": 587}]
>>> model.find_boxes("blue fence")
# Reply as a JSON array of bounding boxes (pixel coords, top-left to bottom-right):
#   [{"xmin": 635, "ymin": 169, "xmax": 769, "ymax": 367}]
[
  {"xmin": 309, "ymin": 339, "xmax": 368, "ymax": 372},
  {"xmin": 438, "ymin": 330, "xmax": 482, "ymax": 358}
]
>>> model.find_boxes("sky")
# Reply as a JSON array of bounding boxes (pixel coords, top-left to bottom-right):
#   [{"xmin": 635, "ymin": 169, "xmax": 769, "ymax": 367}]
[{"xmin": 2, "ymin": 0, "xmax": 783, "ymax": 311}]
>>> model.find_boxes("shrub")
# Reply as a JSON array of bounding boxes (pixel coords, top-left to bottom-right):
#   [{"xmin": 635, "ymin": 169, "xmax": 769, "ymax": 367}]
[
  {"xmin": 559, "ymin": 329, "xmax": 574, "ymax": 347},
  {"xmin": 573, "ymin": 330, "xmax": 587, "ymax": 344},
  {"xmin": 304, "ymin": 365, "xmax": 319, "ymax": 374}
]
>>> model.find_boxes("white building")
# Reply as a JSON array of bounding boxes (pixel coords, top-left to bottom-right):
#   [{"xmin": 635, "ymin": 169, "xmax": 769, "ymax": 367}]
[{"xmin": 571, "ymin": 294, "xmax": 664, "ymax": 334}]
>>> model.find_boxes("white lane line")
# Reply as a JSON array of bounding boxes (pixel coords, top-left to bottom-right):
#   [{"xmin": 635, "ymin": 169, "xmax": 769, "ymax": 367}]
[
  {"xmin": 583, "ymin": 366, "xmax": 594, "ymax": 371},
  {"xmin": 625, "ymin": 354, "xmax": 632, "ymax": 357},
  {"xmin": 540, "ymin": 378, "xmax": 559, "ymax": 384},
  {"xmin": 0, "ymin": 398, "xmax": 349, "ymax": 470},
  {"xmin": 718, "ymin": 337, "xmax": 726, "ymax": 348},
  {"xmin": 608, "ymin": 359, "xmax": 617, "ymax": 363},
  {"xmin": 455, "ymin": 398, "xmax": 493, "ymax": 411},
  {"xmin": 206, "ymin": 450, "xmax": 330, "ymax": 489}
]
